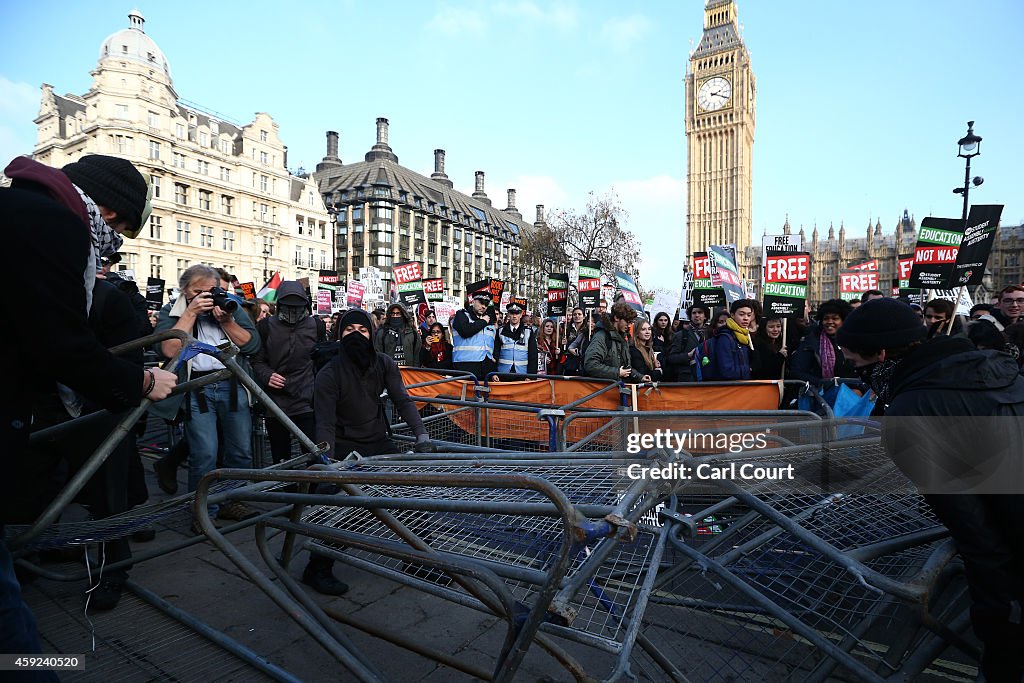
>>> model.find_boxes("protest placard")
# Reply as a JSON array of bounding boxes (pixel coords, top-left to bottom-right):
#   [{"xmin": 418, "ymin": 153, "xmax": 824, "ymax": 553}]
[{"xmin": 763, "ymin": 251, "xmax": 810, "ymax": 317}]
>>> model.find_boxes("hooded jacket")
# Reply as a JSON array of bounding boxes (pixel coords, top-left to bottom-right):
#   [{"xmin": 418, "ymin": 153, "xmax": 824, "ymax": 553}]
[
  {"xmin": 251, "ymin": 281, "xmax": 321, "ymax": 416},
  {"xmin": 880, "ymin": 328, "xmax": 1024, "ymax": 676},
  {"xmin": 314, "ymin": 344, "xmax": 426, "ymax": 458},
  {"xmin": 373, "ymin": 304, "xmax": 419, "ymax": 366},
  {"xmin": 883, "ymin": 335, "xmax": 1024, "ymax": 492},
  {"xmin": 887, "ymin": 336, "xmax": 1024, "ymax": 416}
]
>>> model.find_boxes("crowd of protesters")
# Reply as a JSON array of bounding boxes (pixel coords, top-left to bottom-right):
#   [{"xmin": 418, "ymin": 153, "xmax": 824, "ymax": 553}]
[{"xmin": 3, "ymin": 151, "xmax": 1021, "ymax": 679}]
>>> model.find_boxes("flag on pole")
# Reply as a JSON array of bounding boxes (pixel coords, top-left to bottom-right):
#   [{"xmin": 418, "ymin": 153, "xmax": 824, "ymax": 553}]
[{"xmin": 257, "ymin": 271, "xmax": 282, "ymax": 303}]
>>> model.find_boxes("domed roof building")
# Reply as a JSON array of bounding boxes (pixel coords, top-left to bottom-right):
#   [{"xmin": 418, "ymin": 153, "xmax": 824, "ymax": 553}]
[
  {"xmin": 98, "ymin": 10, "xmax": 172, "ymax": 82},
  {"xmin": 31, "ymin": 10, "xmax": 333, "ymax": 290}
]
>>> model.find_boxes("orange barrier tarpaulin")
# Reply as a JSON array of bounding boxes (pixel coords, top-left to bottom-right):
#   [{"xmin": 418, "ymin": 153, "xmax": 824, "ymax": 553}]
[
  {"xmin": 398, "ymin": 368, "xmax": 471, "ymax": 408},
  {"xmin": 636, "ymin": 381, "xmax": 783, "ymax": 412},
  {"xmin": 395, "ymin": 373, "xmax": 622, "ymax": 445},
  {"xmin": 632, "ymin": 381, "xmax": 785, "ymax": 447}
]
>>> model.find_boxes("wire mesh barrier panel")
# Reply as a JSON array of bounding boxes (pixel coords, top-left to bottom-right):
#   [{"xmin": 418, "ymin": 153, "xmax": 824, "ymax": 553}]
[
  {"xmin": 629, "ymin": 441, "xmax": 974, "ymax": 682},
  {"xmin": 562, "ymin": 410, "xmax": 826, "ymax": 455},
  {"xmin": 191, "ymin": 459, "xmax": 670, "ymax": 682}
]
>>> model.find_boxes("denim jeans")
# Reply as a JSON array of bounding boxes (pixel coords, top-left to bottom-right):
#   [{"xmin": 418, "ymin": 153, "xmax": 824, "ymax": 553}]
[
  {"xmin": 0, "ymin": 533, "xmax": 59, "ymax": 682},
  {"xmin": 185, "ymin": 381, "xmax": 252, "ymax": 515}
]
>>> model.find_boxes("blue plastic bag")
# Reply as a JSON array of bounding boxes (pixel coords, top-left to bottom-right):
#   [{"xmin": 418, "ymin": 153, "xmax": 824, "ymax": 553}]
[
  {"xmin": 797, "ymin": 384, "xmax": 840, "ymax": 414},
  {"xmin": 832, "ymin": 383, "xmax": 876, "ymax": 438}
]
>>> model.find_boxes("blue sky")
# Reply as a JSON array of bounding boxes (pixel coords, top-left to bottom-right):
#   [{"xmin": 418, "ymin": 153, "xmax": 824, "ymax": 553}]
[{"xmin": 2, "ymin": 0, "xmax": 1021, "ymax": 293}]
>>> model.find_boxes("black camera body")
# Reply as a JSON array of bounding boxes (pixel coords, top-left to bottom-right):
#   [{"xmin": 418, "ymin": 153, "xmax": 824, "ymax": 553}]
[{"xmin": 209, "ymin": 286, "xmax": 238, "ymax": 312}]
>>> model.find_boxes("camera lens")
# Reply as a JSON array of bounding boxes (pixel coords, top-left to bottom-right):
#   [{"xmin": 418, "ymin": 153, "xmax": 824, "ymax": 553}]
[{"xmin": 209, "ymin": 287, "xmax": 238, "ymax": 313}]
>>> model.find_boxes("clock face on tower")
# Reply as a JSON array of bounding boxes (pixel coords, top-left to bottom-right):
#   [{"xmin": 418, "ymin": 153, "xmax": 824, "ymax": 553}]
[{"xmin": 697, "ymin": 76, "xmax": 732, "ymax": 111}]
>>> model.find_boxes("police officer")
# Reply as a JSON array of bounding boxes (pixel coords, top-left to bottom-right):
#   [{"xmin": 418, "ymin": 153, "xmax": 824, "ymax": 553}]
[
  {"xmin": 451, "ymin": 290, "xmax": 497, "ymax": 379},
  {"xmin": 493, "ymin": 301, "xmax": 538, "ymax": 375}
]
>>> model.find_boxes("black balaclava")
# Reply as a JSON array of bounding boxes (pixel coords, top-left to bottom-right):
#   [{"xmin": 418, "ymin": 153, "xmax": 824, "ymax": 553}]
[
  {"xmin": 387, "ymin": 306, "xmax": 406, "ymax": 329},
  {"xmin": 278, "ymin": 301, "xmax": 308, "ymax": 325},
  {"xmin": 342, "ymin": 331, "xmax": 375, "ymax": 367}
]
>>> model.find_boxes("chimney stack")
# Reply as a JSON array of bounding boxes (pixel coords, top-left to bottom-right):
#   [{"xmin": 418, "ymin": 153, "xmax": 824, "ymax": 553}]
[
  {"xmin": 535, "ymin": 204, "xmax": 546, "ymax": 225},
  {"xmin": 430, "ymin": 149, "xmax": 453, "ymax": 188},
  {"xmin": 364, "ymin": 117, "xmax": 398, "ymax": 163},
  {"xmin": 472, "ymin": 171, "xmax": 490, "ymax": 204},
  {"xmin": 502, "ymin": 188, "xmax": 522, "ymax": 219},
  {"xmin": 316, "ymin": 130, "xmax": 342, "ymax": 172}
]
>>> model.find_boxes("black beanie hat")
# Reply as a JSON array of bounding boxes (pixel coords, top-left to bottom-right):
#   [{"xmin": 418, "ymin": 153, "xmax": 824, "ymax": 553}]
[
  {"xmin": 836, "ymin": 298, "xmax": 927, "ymax": 351},
  {"xmin": 62, "ymin": 155, "xmax": 148, "ymax": 232},
  {"xmin": 338, "ymin": 308, "xmax": 374, "ymax": 332}
]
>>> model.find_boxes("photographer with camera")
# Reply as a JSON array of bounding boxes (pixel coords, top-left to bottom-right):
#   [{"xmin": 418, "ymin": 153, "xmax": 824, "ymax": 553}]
[{"xmin": 152, "ymin": 265, "xmax": 261, "ymax": 531}]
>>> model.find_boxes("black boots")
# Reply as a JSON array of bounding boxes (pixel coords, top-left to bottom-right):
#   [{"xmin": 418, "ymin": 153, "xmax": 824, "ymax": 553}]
[
  {"xmin": 87, "ymin": 577, "xmax": 125, "ymax": 611},
  {"xmin": 301, "ymin": 556, "xmax": 349, "ymax": 596}
]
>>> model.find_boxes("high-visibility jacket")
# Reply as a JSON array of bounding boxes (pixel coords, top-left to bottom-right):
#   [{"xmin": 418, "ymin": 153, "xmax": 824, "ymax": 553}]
[
  {"xmin": 496, "ymin": 327, "xmax": 534, "ymax": 373},
  {"xmin": 452, "ymin": 309, "xmax": 496, "ymax": 363}
]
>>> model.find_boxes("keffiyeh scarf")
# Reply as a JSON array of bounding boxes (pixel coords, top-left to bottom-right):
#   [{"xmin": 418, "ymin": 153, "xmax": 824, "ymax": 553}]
[{"xmin": 58, "ymin": 185, "xmax": 124, "ymax": 416}]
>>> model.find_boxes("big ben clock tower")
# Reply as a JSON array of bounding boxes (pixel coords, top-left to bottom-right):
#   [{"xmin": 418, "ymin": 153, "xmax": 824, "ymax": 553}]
[{"xmin": 685, "ymin": 0, "xmax": 756, "ymax": 269}]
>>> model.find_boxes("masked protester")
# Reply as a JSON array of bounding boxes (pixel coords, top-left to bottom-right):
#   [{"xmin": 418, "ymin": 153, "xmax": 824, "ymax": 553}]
[
  {"xmin": 251, "ymin": 282, "xmax": 325, "ymax": 464},
  {"xmin": 838, "ymin": 298, "xmax": 1024, "ymax": 681},
  {"xmin": 374, "ymin": 303, "xmax": 419, "ymax": 366},
  {"xmin": 313, "ymin": 309, "xmax": 437, "ymax": 593}
]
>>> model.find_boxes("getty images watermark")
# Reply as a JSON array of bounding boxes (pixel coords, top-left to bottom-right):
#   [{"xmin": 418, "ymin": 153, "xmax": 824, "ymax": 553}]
[{"xmin": 624, "ymin": 429, "xmax": 796, "ymax": 482}]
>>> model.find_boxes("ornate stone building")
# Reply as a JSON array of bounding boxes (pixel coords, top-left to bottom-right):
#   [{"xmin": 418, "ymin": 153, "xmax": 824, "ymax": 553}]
[
  {"xmin": 313, "ymin": 121, "xmax": 544, "ymax": 304},
  {"xmin": 685, "ymin": 0, "xmax": 756, "ymax": 269},
  {"xmin": 30, "ymin": 10, "xmax": 331, "ymax": 289}
]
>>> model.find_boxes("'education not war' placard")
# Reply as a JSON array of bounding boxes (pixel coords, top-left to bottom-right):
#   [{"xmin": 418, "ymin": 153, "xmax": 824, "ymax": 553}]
[{"xmin": 909, "ymin": 217, "xmax": 963, "ymax": 289}]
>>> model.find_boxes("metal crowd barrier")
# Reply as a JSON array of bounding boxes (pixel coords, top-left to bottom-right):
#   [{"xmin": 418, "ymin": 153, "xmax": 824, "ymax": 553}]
[
  {"xmin": 630, "ymin": 441, "xmax": 970, "ymax": 682},
  {"xmin": 9, "ymin": 329, "xmax": 334, "ymax": 681},
  {"xmin": 8, "ymin": 329, "xmax": 326, "ymax": 573},
  {"xmin": 194, "ymin": 457, "xmax": 670, "ymax": 682}
]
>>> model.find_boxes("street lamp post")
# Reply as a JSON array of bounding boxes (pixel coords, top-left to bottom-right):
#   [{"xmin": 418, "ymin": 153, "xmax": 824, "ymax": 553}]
[
  {"xmin": 954, "ymin": 120, "xmax": 983, "ymax": 233},
  {"xmin": 262, "ymin": 246, "xmax": 270, "ymax": 280},
  {"xmin": 948, "ymin": 121, "xmax": 982, "ymax": 332},
  {"xmin": 325, "ymin": 197, "xmax": 341, "ymax": 280}
]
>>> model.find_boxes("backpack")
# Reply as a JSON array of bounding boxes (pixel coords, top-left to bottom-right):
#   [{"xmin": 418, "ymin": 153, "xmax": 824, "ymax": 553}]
[{"xmin": 693, "ymin": 336, "xmax": 717, "ymax": 381}]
